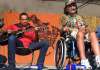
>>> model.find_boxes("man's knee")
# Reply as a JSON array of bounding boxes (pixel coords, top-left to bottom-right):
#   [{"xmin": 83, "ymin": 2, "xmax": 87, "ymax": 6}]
[
  {"xmin": 77, "ymin": 31, "xmax": 84, "ymax": 39},
  {"xmin": 96, "ymin": 33, "xmax": 100, "ymax": 39},
  {"xmin": 89, "ymin": 31, "xmax": 96, "ymax": 36},
  {"xmin": 8, "ymin": 35, "xmax": 16, "ymax": 41},
  {"xmin": 42, "ymin": 40, "xmax": 49, "ymax": 48},
  {"xmin": 8, "ymin": 35, "xmax": 16, "ymax": 51}
]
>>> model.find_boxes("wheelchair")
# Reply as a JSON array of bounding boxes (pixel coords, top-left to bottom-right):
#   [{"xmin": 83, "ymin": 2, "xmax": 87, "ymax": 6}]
[
  {"xmin": 55, "ymin": 31, "xmax": 79, "ymax": 69},
  {"xmin": 55, "ymin": 31, "xmax": 97, "ymax": 70}
]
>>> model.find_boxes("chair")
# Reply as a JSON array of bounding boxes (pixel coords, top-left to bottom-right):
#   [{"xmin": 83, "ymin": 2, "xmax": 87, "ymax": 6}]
[
  {"xmin": 15, "ymin": 47, "xmax": 34, "ymax": 68},
  {"xmin": 16, "ymin": 47, "xmax": 34, "ymax": 56}
]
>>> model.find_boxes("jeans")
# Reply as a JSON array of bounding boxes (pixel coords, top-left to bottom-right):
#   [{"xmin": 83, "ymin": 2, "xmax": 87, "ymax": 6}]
[
  {"xmin": 96, "ymin": 26, "xmax": 100, "ymax": 38},
  {"xmin": 8, "ymin": 34, "xmax": 49, "ymax": 69},
  {"xmin": 96, "ymin": 32, "xmax": 100, "ymax": 39}
]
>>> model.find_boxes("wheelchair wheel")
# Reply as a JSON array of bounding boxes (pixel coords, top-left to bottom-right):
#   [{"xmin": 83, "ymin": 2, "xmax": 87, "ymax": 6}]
[{"xmin": 55, "ymin": 38, "xmax": 67, "ymax": 69}]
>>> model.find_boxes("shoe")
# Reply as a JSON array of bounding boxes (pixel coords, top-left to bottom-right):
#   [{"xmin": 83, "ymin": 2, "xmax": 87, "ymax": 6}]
[
  {"xmin": 7, "ymin": 64, "xmax": 16, "ymax": 70},
  {"xmin": 81, "ymin": 59, "xmax": 92, "ymax": 69},
  {"xmin": 95, "ymin": 56, "xmax": 100, "ymax": 67},
  {"xmin": 38, "ymin": 65, "xmax": 48, "ymax": 70},
  {"xmin": 0, "ymin": 64, "xmax": 5, "ymax": 68}
]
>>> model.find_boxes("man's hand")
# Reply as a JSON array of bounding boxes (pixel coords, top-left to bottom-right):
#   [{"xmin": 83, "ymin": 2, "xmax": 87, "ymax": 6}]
[
  {"xmin": 34, "ymin": 27, "xmax": 40, "ymax": 31},
  {"xmin": 71, "ymin": 29, "xmax": 78, "ymax": 39},
  {"xmin": 7, "ymin": 30, "xmax": 18, "ymax": 34},
  {"xmin": 7, "ymin": 30, "xmax": 13, "ymax": 34},
  {"xmin": 63, "ymin": 26, "xmax": 68, "ymax": 32}
]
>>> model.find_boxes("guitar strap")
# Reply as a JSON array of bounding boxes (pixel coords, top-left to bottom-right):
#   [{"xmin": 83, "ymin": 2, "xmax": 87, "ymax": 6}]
[
  {"xmin": 14, "ymin": 23, "xmax": 32, "ymax": 38},
  {"xmin": 15, "ymin": 23, "xmax": 39, "ymax": 42},
  {"xmin": 15, "ymin": 23, "xmax": 31, "ymax": 29}
]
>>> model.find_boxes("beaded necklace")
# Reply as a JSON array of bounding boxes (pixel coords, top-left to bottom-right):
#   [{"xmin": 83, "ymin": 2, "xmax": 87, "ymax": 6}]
[{"xmin": 66, "ymin": 15, "xmax": 79, "ymax": 28}]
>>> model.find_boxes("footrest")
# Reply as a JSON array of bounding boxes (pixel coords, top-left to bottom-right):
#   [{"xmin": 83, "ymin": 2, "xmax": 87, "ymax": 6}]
[{"xmin": 66, "ymin": 64, "xmax": 86, "ymax": 70}]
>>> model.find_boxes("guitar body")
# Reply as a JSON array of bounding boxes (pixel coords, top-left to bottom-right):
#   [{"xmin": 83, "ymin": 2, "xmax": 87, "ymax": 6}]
[
  {"xmin": 0, "ymin": 23, "xmax": 35, "ymax": 44},
  {"xmin": 37, "ymin": 23, "xmax": 49, "ymax": 40}
]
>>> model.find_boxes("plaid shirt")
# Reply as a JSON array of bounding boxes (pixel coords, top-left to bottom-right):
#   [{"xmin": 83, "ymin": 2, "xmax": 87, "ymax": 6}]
[{"xmin": 61, "ymin": 14, "xmax": 85, "ymax": 30}]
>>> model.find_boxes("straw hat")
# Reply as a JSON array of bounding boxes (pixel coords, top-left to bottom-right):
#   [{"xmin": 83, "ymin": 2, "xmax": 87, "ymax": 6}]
[{"xmin": 65, "ymin": 0, "xmax": 76, "ymax": 6}]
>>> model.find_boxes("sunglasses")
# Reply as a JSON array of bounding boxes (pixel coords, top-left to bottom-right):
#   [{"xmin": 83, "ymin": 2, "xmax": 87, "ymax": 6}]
[
  {"xmin": 20, "ymin": 18, "xmax": 28, "ymax": 20},
  {"xmin": 67, "ymin": 3, "xmax": 77, "ymax": 7}
]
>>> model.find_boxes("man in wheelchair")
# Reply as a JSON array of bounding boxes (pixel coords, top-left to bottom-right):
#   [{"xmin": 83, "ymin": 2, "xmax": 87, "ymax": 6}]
[{"xmin": 59, "ymin": 0, "xmax": 100, "ymax": 69}]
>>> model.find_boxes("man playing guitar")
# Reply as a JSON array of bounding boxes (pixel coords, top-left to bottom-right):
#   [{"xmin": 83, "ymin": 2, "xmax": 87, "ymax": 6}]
[{"xmin": 7, "ymin": 12, "xmax": 49, "ymax": 69}]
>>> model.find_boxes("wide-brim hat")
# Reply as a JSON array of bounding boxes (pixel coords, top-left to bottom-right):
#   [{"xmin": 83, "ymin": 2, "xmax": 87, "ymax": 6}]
[{"xmin": 65, "ymin": 0, "xmax": 76, "ymax": 6}]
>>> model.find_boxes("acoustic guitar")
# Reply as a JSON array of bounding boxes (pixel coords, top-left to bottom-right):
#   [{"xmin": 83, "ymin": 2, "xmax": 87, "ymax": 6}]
[{"xmin": 0, "ymin": 26, "xmax": 36, "ymax": 42}]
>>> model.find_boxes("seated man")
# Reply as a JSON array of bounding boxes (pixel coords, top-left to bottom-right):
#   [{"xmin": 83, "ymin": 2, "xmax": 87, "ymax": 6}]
[
  {"xmin": 60, "ymin": 0, "xmax": 100, "ymax": 69},
  {"xmin": 7, "ymin": 12, "xmax": 49, "ymax": 69}
]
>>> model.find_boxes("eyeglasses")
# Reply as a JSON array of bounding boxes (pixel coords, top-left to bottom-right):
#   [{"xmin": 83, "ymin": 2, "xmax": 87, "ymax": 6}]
[{"xmin": 20, "ymin": 18, "xmax": 28, "ymax": 20}]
